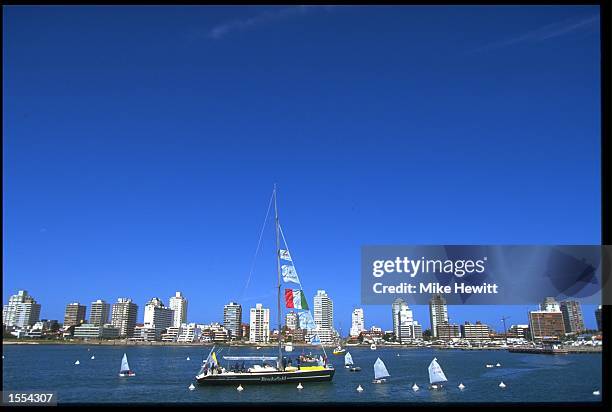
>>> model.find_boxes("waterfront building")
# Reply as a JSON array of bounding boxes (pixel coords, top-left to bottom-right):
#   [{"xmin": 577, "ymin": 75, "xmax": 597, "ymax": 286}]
[
  {"xmin": 595, "ymin": 305, "xmax": 602, "ymax": 331},
  {"xmin": 285, "ymin": 311, "xmax": 299, "ymax": 330},
  {"xmin": 241, "ymin": 323, "xmax": 250, "ymax": 340},
  {"xmin": 177, "ymin": 323, "xmax": 201, "ymax": 343},
  {"xmin": 560, "ymin": 301, "xmax": 585, "ymax": 334},
  {"xmin": 90, "ymin": 299, "xmax": 110, "ymax": 326},
  {"xmin": 223, "ymin": 301, "xmax": 242, "ymax": 340},
  {"xmin": 397, "ymin": 304, "xmax": 415, "ymax": 342},
  {"xmin": 161, "ymin": 326, "xmax": 181, "ymax": 342},
  {"xmin": 64, "ymin": 302, "xmax": 87, "ymax": 327},
  {"xmin": 249, "ymin": 303, "xmax": 270, "ymax": 343},
  {"xmin": 429, "ymin": 294, "xmax": 448, "ymax": 338},
  {"xmin": 391, "ymin": 298, "xmax": 406, "ymax": 339},
  {"xmin": 143, "ymin": 297, "xmax": 174, "ymax": 339},
  {"xmin": 507, "ymin": 324, "xmax": 529, "ymax": 339},
  {"xmin": 201, "ymin": 322, "xmax": 231, "ymax": 343},
  {"xmin": 33, "ymin": 319, "xmax": 59, "ymax": 332},
  {"xmin": 411, "ymin": 322, "xmax": 423, "ymax": 339},
  {"xmin": 74, "ymin": 323, "xmax": 119, "ymax": 339},
  {"xmin": 460, "ymin": 321, "xmax": 492, "ymax": 342},
  {"xmin": 541, "ymin": 297, "xmax": 560, "ymax": 312},
  {"xmin": 131, "ymin": 325, "xmax": 159, "ymax": 341},
  {"xmin": 350, "ymin": 308, "xmax": 365, "ymax": 337},
  {"xmin": 111, "ymin": 298, "xmax": 138, "ymax": 337},
  {"xmin": 528, "ymin": 310, "xmax": 565, "ymax": 341},
  {"xmin": 436, "ymin": 322, "xmax": 461, "ymax": 340},
  {"xmin": 3, "ymin": 290, "xmax": 42, "ymax": 328},
  {"xmin": 169, "ymin": 292, "xmax": 188, "ymax": 328},
  {"xmin": 313, "ymin": 290, "xmax": 334, "ymax": 344}
]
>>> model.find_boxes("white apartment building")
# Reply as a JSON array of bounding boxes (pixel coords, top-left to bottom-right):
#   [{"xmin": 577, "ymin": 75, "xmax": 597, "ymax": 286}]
[
  {"xmin": 314, "ymin": 290, "xmax": 334, "ymax": 344},
  {"xmin": 144, "ymin": 297, "xmax": 174, "ymax": 339},
  {"xmin": 249, "ymin": 303, "xmax": 270, "ymax": 343},
  {"xmin": 169, "ymin": 292, "xmax": 188, "ymax": 328},
  {"xmin": 350, "ymin": 308, "xmax": 365, "ymax": 337},
  {"xmin": 3, "ymin": 290, "xmax": 41, "ymax": 328}
]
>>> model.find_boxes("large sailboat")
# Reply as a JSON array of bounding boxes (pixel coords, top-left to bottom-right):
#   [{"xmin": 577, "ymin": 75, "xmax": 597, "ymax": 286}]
[{"xmin": 195, "ymin": 186, "xmax": 335, "ymax": 385}]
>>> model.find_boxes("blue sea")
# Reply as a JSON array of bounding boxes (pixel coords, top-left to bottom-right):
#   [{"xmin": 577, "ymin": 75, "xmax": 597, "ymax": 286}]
[{"xmin": 1, "ymin": 344, "xmax": 603, "ymax": 404}]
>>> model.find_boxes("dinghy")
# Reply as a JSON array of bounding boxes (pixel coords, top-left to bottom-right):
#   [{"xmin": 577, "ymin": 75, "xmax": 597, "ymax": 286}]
[
  {"xmin": 372, "ymin": 357, "xmax": 390, "ymax": 383},
  {"xmin": 118, "ymin": 353, "xmax": 136, "ymax": 377},
  {"xmin": 428, "ymin": 358, "xmax": 447, "ymax": 390}
]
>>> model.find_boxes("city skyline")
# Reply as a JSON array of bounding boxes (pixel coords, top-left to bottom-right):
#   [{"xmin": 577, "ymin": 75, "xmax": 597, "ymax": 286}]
[{"xmin": 3, "ymin": 6, "xmax": 601, "ymax": 332}]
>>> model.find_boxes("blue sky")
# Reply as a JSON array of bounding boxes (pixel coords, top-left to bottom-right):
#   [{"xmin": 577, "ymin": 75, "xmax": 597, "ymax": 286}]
[{"xmin": 3, "ymin": 6, "xmax": 601, "ymax": 331}]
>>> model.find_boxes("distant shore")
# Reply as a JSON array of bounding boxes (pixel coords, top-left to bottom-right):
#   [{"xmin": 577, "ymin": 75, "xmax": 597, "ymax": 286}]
[{"xmin": 1, "ymin": 339, "xmax": 602, "ymax": 353}]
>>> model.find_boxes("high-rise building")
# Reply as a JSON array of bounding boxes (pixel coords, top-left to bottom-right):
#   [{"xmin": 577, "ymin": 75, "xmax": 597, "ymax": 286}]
[
  {"xmin": 350, "ymin": 308, "xmax": 365, "ymax": 337},
  {"xmin": 169, "ymin": 292, "xmax": 188, "ymax": 328},
  {"xmin": 285, "ymin": 311, "xmax": 299, "ymax": 331},
  {"xmin": 429, "ymin": 294, "xmax": 448, "ymax": 338},
  {"xmin": 64, "ymin": 302, "xmax": 87, "ymax": 327},
  {"xmin": 391, "ymin": 298, "xmax": 406, "ymax": 340},
  {"xmin": 313, "ymin": 290, "xmax": 334, "ymax": 344},
  {"xmin": 3, "ymin": 290, "xmax": 42, "ymax": 328},
  {"xmin": 90, "ymin": 299, "xmax": 110, "ymax": 326},
  {"xmin": 249, "ymin": 303, "xmax": 270, "ymax": 343},
  {"xmin": 528, "ymin": 310, "xmax": 565, "ymax": 340},
  {"xmin": 143, "ymin": 297, "xmax": 174, "ymax": 339},
  {"xmin": 436, "ymin": 323, "xmax": 461, "ymax": 340},
  {"xmin": 397, "ymin": 304, "xmax": 415, "ymax": 342},
  {"xmin": 223, "ymin": 302, "xmax": 242, "ymax": 340},
  {"xmin": 541, "ymin": 297, "xmax": 560, "ymax": 312},
  {"xmin": 560, "ymin": 300, "xmax": 585, "ymax": 334},
  {"xmin": 111, "ymin": 298, "xmax": 138, "ymax": 337},
  {"xmin": 595, "ymin": 305, "xmax": 602, "ymax": 331}
]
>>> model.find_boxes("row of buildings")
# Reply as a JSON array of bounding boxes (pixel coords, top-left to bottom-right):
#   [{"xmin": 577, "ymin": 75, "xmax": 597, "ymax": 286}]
[{"xmin": 3, "ymin": 289, "xmax": 604, "ymax": 344}]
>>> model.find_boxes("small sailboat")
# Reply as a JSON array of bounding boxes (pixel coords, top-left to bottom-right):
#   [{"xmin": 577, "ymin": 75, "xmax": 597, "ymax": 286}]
[
  {"xmin": 428, "ymin": 358, "xmax": 448, "ymax": 390},
  {"xmin": 118, "ymin": 353, "xmax": 136, "ymax": 377},
  {"xmin": 370, "ymin": 343, "xmax": 377, "ymax": 350},
  {"xmin": 499, "ymin": 381, "xmax": 506, "ymax": 389},
  {"xmin": 412, "ymin": 383, "xmax": 420, "ymax": 391},
  {"xmin": 372, "ymin": 357, "xmax": 390, "ymax": 383},
  {"xmin": 332, "ymin": 346, "xmax": 346, "ymax": 355},
  {"xmin": 356, "ymin": 385, "xmax": 364, "ymax": 392},
  {"xmin": 345, "ymin": 352, "xmax": 361, "ymax": 371},
  {"xmin": 189, "ymin": 383, "xmax": 195, "ymax": 391}
]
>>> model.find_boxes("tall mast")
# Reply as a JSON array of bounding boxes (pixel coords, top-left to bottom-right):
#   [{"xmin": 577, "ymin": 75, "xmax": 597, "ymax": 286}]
[{"xmin": 273, "ymin": 184, "xmax": 283, "ymax": 370}]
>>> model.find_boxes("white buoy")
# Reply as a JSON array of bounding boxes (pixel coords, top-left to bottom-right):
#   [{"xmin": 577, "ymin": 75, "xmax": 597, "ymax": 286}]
[
  {"xmin": 499, "ymin": 381, "xmax": 506, "ymax": 388},
  {"xmin": 91, "ymin": 355, "xmax": 95, "ymax": 360},
  {"xmin": 412, "ymin": 383, "xmax": 420, "ymax": 391},
  {"xmin": 458, "ymin": 383, "xmax": 466, "ymax": 390},
  {"xmin": 237, "ymin": 384, "xmax": 244, "ymax": 392},
  {"xmin": 189, "ymin": 383, "xmax": 195, "ymax": 391},
  {"xmin": 397, "ymin": 353, "xmax": 400, "ymax": 357},
  {"xmin": 356, "ymin": 385, "xmax": 364, "ymax": 392},
  {"xmin": 496, "ymin": 363, "xmax": 501, "ymax": 367},
  {"xmin": 593, "ymin": 390, "xmax": 600, "ymax": 396},
  {"xmin": 74, "ymin": 360, "xmax": 80, "ymax": 365},
  {"xmin": 297, "ymin": 382, "xmax": 303, "ymax": 390},
  {"xmin": 186, "ymin": 357, "xmax": 190, "ymax": 361}
]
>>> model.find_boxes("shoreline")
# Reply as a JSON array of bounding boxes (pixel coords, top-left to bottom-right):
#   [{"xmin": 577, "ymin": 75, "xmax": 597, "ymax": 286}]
[{"xmin": 2, "ymin": 339, "xmax": 602, "ymax": 353}]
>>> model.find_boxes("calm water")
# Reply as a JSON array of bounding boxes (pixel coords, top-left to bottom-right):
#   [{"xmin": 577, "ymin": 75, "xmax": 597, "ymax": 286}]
[{"xmin": 1, "ymin": 344, "xmax": 603, "ymax": 404}]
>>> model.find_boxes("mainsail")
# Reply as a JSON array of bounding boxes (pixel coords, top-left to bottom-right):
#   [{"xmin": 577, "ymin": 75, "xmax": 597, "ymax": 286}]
[
  {"xmin": 373, "ymin": 357, "xmax": 390, "ymax": 380},
  {"xmin": 120, "ymin": 353, "xmax": 130, "ymax": 372},
  {"xmin": 345, "ymin": 352, "xmax": 354, "ymax": 366},
  {"xmin": 428, "ymin": 357, "xmax": 448, "ymax": 384}
]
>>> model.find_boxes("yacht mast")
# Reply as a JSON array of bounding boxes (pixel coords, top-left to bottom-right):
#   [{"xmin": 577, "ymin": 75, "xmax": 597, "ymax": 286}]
[{"xmin": 274, "ymin": 184, "xmax": 283, "ymax": 370}]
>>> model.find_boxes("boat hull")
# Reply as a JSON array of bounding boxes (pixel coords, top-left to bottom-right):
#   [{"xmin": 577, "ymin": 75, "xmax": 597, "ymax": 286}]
[{"xmin": 196, "ymin": 368, "xmax": 335, "ymax": 385}]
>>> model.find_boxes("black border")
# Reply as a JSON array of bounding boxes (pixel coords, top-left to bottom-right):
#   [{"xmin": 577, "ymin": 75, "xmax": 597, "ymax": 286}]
[{"xmin": 1, "ymin": 1, "xmax": 610, "ymax": 411}]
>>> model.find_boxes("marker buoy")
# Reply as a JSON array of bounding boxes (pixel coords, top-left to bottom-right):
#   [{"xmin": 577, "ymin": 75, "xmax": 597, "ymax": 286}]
[
  {"xmin": 499, "ymin": 381, "xmax": 506, "ymax": 388},
  {"xmin": 593, "ymin": 390, "xmax": 600, "ymax": 396},
  {"xmin": 356, "ymin": 385, "xmax": 364, "ymax": 392},
  {"xmin": 189, "ymin": 383, "xmax": 195, "ymax": 391},
  {"xmin": 458, "ymin": 383, "xmax": 465, "ymax": 390},
  {"xmin": 91, "ymin": 355, "xmax": 95, "ymax": 360},
  {"xmin": 74, "ymin": 360, "xmax": 80, "ymax": 365},
  {"xmin": 297, "ymin": 383, "xmax": 303, "ymax": 390},
  {"xmin": 412, "ymin": 383, "xmax": 419, "ymax": 391},
  {"xmin": 237, "ymin": 384, "xmax": 244, "ymax": 391}
]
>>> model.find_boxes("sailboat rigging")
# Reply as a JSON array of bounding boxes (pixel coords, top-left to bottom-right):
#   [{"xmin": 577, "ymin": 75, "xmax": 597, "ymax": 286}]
[{"xmin": 195, "ymin": 186, "xmax": 335, "ymax": 385}]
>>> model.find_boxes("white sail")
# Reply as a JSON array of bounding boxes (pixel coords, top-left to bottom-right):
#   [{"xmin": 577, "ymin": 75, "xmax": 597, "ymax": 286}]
[
  {"xmin": 428, "ymin": 357, "xmax": 447, "ymax": 384},
  {"xmin": 120, "ymin": 353, "xmax": 130, "ymax": 372},
  {"xmin": 373, "ymin": 357, "xmax": 390, "ymax": 380},
  {"xmin": 345, "ymin": 352, "xmax": 353, "ymax": 366}
]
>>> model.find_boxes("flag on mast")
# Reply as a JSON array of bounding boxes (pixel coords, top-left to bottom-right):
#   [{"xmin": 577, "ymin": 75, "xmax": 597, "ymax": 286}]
[
  {"xmin": 285, "ymin": 289, "xmax": 309, "ymax": 310},
  {"xmin": 281, "ymin": 265, "xmax": 300, "ymax": 283},
  {"xmin": 280, "ymin": 249, "xmax": 292, "ymax": 262}
]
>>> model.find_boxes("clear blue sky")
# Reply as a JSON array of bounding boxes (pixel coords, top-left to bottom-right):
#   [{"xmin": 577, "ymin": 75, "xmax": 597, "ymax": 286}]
[{"xmin": 3, "ymin": 6, "xmax": 601, "ymax": 331}]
